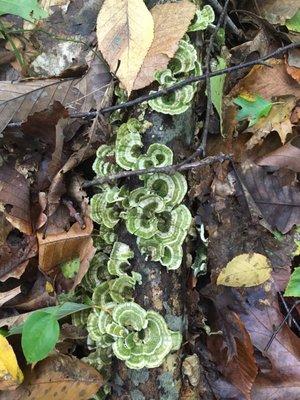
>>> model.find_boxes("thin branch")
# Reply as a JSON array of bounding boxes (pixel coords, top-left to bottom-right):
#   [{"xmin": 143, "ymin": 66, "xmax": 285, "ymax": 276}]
[
  {"xmin": 207, "ymin": 0, "xmax": 244, "ymax": 38},
  {"xmin": 198, "ymin": 0, "xmax": 230, "ymax": 158},
  {"xmin": 6, "ymin": 42, "xmax": 299, "ymax": 129},
  {"xmin": 82, "ymin": 154, "xmax": 229, "ymax": 188}
]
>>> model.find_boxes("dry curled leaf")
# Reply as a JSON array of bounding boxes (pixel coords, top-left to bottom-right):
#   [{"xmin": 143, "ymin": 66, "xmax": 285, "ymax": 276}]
[
  {"xmin": 133, "ymin": 0, "xmax": 196, "ymax": 90},
  {"xmin": 254, "ymin": 0, "xmax": 299, "ymax": 24},
  {"xmin": 0, "ymin": 164, "xmax": 32, "ymax": 235},
  {"xmin": 0, "ymin": 355, "xmax": 103, "ymax": 400},
  {"xmin": 97, "ymin": 0, "xmax": 154, "ymax": 94},
  {"xmin": 217, "ymin": 253, "xmax": 272, "ymax": 287}
]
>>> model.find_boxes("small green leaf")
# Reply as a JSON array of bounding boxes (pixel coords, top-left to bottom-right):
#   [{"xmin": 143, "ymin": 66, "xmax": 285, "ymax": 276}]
[
  {"xmin": 0, "ymin": 0, "xmax": 48, "ymax": 22},
  {"xmin": 21, "ymin": 311, "xmax": 59, "ymax": 363},
  {"xmin": 60, "ymin": 257, "xmax": 80, "ymax": 279},
  {"xmin": 210, "ymin": 56, "xmax": 227, "ymax": 134},
  {"xmin": 284, "ymin": 267, "xmax": 300, "ymax": 297},
  {"xmin": 233, "ymin": 95, "xmax": 273, "ymax": 127},
  {"xmin": 286, "ymin": 10, "xmax": 300, "ymax": 32}
]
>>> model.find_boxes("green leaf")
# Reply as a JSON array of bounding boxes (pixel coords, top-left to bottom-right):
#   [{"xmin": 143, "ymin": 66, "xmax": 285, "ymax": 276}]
[
  {"xmin": 21, "ymin": 311, "xmax": 59, "ymax": 363},
  {"xmin": 0, "ymin": 0, "xmax": 48, "ymax": 22},
  {"xmin": 60, "ymin": 258, "xmax": 80, "ymax": 279},
  {"xmin": 9, "ymin": 302, "xmax": 90, "ymax": 336},
  {"xmin": 286, "ymin": 10, "xmax": 300, "ymax": 32},
  {"xmin": 284, "ymin": 267, "xmax": 300, "ymax": 297},
  {"xmin": 233, "ymin": 95, "xmax": 273, "ymax": 127},
  {"xmin": 210, "ymin": 56, "xmax": 227, "ymax": 134}
]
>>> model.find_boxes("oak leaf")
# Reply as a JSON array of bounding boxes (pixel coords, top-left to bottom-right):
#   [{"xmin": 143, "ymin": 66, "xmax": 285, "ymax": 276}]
[
  {"xmin": 133, "ymin": 0, "xmax": 196, "ymax": 90},
  {"xmin": 0, "ymin": 335, "xmax": 23, "ymax": 390},
  {"xmin": 97, "ymin": 0, "xmax": 154, "ymax": 94}
]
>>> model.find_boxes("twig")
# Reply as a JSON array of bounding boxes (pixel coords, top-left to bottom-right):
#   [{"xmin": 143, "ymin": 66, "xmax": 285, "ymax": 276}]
[
  {"xmin": 6, "ymin": 42, "xmax": 299, "ymax": 129},
  {"xmin": 264, "ymin": 300, "xmax": 300, "ymax": 352},
  {"xmin": 198, "ymin": 0, "xmax": 230, "ymax": 159},
  {"xmin": 82, "ymin": 154, "xmax": 229, "ymax": 188},
  {"xmin": 207, "ymin": 0, "xmax": 244, "ymax": 38}
]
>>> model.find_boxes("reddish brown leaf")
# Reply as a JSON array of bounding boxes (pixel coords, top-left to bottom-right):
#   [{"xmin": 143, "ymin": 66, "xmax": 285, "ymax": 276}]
[
  {"xmin": 208, "ymin": 313, "xmax": 258, "ymax": 400},
  {"xmin": 257, "ymin": 136, "xmax": 300, "ymax": 172},
  {"xmin": 0, "ymin": 355, "xmax": 103, "ymax": 400},
  {"xmin": 0, "ymin": 164, "xmax": 32, "ymax": 235}
]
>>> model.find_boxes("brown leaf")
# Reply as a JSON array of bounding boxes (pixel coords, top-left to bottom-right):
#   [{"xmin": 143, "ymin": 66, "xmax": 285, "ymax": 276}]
[
  {"xmin": 239, "ymin": 285, "xmax": 300, "ymax": 400},
  {"xmin": 96, "ymin": 0, "xmax": 154, "ymax": 94},
  {"xmin": 230, "ymin": 59, "xmax": 300, "ymax": 100},
  {"xmin": 0, "ymin": 164, "xmax": 32, "ymax": 235},
  {"xmin": 0, "ymin": 79, "xmax": 84, "ymax": 134},
  {"xmin": 286, "ymin": 48, "xmax": 300, "ymax": 83},
  {"xmin": 37, "ymin": 218, "xmax": 93, "ymax": 273},
  {"xmin": 208, "ymin": 313, "xmax": 258, "ymax": 400},
  {"xmin": 257, "ymin": 136, "xmax": 300, "ymax": 172},
  {"xmin": 244, "ymin": 96, "xmax": 296, "ymax": 149},
  {"xmin": 0, "ymin": 235, "xmax": 37, "ymax": 282},
  {"xmin": 238, "ymin": 162, "xmax": 300, "ymax": 233},
  {"xmin": 0, "ymin": 355, "xmax": 103, "ymax": 400},
  {"xmin": 254, "ymin": 0, "xmax": 299, "ymax": 24},
  {"xmin": 133, "ymin": 0, "xmax": 196, "ymax": 90}
]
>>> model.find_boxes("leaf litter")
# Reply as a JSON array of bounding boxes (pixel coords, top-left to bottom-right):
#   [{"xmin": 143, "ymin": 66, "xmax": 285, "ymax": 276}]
[{"xmin": 0, "ymin": 0, "xmax": 299, "ymax": 399}]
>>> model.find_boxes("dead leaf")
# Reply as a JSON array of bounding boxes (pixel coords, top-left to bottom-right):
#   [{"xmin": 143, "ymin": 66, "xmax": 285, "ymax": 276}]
[
  {"xmin": 217, "ymin": 253, "xmax": 272, "ymax": 287},
  {"xmin": 0, "ymin": 79, "xmax": 84, "ymax": 134},
  {"xmin": 257, "ymin": 136, "xmax": 300, "ymax": 172},
  {"xmin": 0, "ymin": 164, "xmax": 32, "ymax": 235},
  {"xmin": 0, "ymin": 287, "xmax": 21, "ymax": 307},
  {"xmin": 230, "ymin": 59, "xmax": 300, "ymax": 100},
  {"xmin": 182, "ymin": 354, "xmax": 201, "ymax": 387},
  {"xmin": 97, "ymin": 0, "xmax": 154, "ymax": 94},
  {"xmin": 0, "ymin": 335, "xmax": 23, "ymax": 391},
  {"xmin": 37, "ymin": 218, "xmax": 93, "ymax": 273},
  {"xmin": 0, "ymin": 235, "xmax": 37, "ymax": 282},
  {"xmin": 73, "ymin": 236, "xmax": 96, "ymax": 289},
  {"xmin": 239, "ymin": 285, "xmax": 300, "ymax": 400},
  {"xmin": 133, "ymin": 0, "xmax": 196, "ymax": 90},
  {"xmin": 254, "ymin": 0, "xmax": 299, "ymax": 24},
  {"xmin": 0, "ymin": 355, "xmax": 103, "ymax": 400},
  {"xmin": 244, "ymin": 96, "xmax": 296, "ymax": 149},
  {"xmin": 207, "ymin": 313, "xmax": 258, "ymax": 400},
  {"xmin": 286, "ymin": 48, "xmax": 300, "ymax": 83},
  {"xmin": 238, "ymin": 162, "xmax": 300, "ymax": 233}
]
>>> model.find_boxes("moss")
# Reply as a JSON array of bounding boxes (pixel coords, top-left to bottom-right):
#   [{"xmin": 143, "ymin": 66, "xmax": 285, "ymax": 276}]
[{"xmin": 158, "ymin": 372, "xmax": 179, "ymax": 400}]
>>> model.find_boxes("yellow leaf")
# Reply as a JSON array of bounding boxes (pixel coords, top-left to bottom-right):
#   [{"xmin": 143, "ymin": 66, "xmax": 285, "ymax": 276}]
[
  {"xmin": 217, "ymin": 253, "xmax": 272, "ymax": 287},
  {"xmin": 133, "ymin": 0, "xmax": 196, "ymax": 90},
  {"xmin": 0, "ymin": 335, "xmax": 23, "ymax": 390},
  {"xmin": 97, "ymin": 0, "xmax": 154, "ymax": 95}
]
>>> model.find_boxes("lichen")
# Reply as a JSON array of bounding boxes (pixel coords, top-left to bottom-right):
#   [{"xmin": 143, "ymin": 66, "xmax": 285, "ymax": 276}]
[{"xmin": 158, "ymin": 372, "xmax": 180, "ymax": 400}]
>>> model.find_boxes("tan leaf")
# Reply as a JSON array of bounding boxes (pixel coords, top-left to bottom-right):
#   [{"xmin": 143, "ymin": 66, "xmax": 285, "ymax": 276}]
[
  {"xmin": 0, "ymin": 336, "xmax": 23, "ymax": 391},
  {"xmin": 230, "ymin": 59, "xmax": 300, "ymax": 100},
  {"xmin": 217, "ymin": 253, "xmax": 272, "ymax": 287},
  {"xmin": 254, "ymin": 0, "xmax": 299, "ymax": 24},
  {"xmin": 0, "ymin": 164, "xmax": 31, "ymax": 235},
  {"xmin": 97, "ymin": 0, "xmax": 154, "ymax": 94},
  {"xmin": 0, "ymin": 355, "xmax": 103, "ymax": 400},
  {"xmin": 133, "ymin": 0, "xmax": 196, "ymax": 90},
  {"xmin": 245, "ymin": 96, "xmax": 296, "ymax": 149},
  {"xmin": 37, "ymin": 218, "xmax": 93, "ymax": 273}
]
